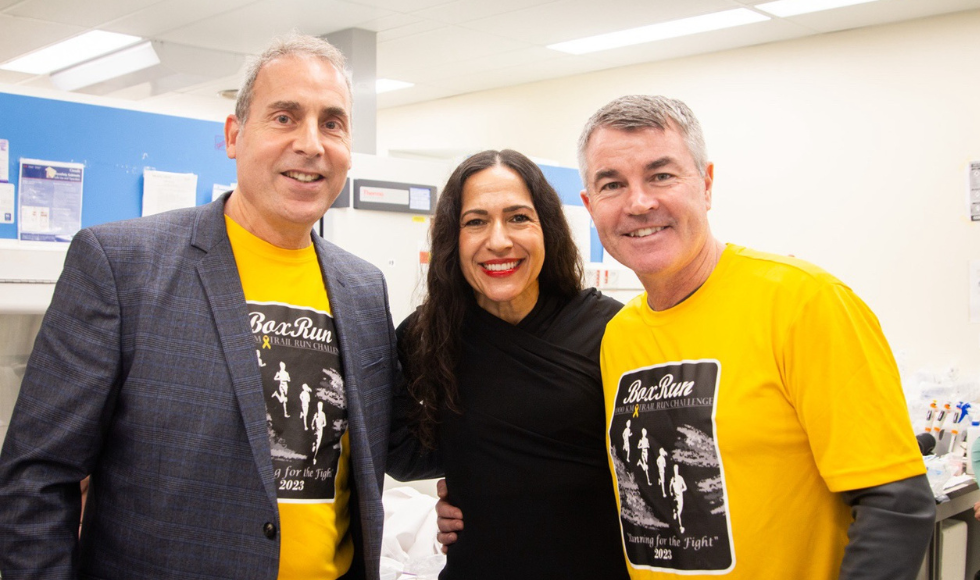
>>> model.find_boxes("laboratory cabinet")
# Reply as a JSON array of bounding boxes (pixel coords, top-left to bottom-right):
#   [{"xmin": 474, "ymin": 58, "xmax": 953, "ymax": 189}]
[{"xmin": 918, "ymin": 480, "xmax": 980, "ymax": 580}]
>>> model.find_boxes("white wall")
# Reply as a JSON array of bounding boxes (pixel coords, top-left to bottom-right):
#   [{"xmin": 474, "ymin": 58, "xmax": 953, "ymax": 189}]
[
  {"xmin": 378, "ymin": 10, "xmax": 980, "ymax": 381},
  {"xmin": 325, "ymin": 153, "xmax": 453, "ymax": 326}
]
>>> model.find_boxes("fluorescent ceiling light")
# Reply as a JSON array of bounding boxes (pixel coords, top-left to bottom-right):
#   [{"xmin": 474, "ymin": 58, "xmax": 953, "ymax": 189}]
[
  {"xmin": 50, "ymin": 42, "xmax": 160, "ymax": 91},
  {"xmin": 755, "ymin": 0, "xmax": 881, "ymax": 17},
  {"xmin": 0, "ymin": 30, "xmax": 142, "ymax": 74},
  {"xmin": 547, "ymin": 8, "xmax": 769, "ymax": 55},
  {"xmin": 376, "ymin": 79, "xmax": 414, "ymax": 94}
]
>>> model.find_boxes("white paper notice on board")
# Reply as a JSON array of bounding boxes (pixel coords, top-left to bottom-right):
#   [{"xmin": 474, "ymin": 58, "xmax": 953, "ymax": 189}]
[
  {"xmin": 0, "ymin": 139, "xmax": 9, "ymax": 182},
  {"xmin": 19, "ymin": 158, "xmax": 84, "ymax": 242},
  {"xmin": 0, "ymin": 182, "xmax": 14, "ymax": 223},
  {"xmin": 143, "ymin": 169, "xmax": 198, "ymax": 217},
  {"xmin": 970, "ymin": 260, "xmax": 980, "ymax": 323}
]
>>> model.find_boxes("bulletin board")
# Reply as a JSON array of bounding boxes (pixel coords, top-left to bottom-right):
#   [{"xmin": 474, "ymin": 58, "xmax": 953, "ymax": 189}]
[{"xmin": 0, "ymin": 91, "xmax": 236, "ymax": 241}]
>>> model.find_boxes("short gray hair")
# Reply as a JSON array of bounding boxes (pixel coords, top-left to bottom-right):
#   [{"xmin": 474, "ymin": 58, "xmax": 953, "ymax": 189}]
[
  {"xmin": 577, "ymin": 95, "xmax": 708, "ymax": 186},
  {"xmin": 234, "ymin": 32, "xmax": 351, "ymax": 126}
]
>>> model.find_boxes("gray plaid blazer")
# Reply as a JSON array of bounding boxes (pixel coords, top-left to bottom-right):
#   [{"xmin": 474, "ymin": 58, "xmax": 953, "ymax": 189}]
[{"xmin": 0, "ymin": 196, "xmax": 396, "ymax": 580}]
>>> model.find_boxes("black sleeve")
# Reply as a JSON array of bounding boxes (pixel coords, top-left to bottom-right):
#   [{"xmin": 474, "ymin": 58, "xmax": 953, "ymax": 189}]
[
  {"xmin": 838, "ymin": 474, "xmax": 936, "ymax": 580},
  {"xmin": 386, "ymin": 314, "xmax": 444, "ymax": 481}
]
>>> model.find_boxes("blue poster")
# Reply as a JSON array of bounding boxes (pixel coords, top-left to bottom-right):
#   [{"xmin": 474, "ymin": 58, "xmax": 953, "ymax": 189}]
[{"xmin": 19, "ymin": 159, "xmax": 84, "ymax": 242}]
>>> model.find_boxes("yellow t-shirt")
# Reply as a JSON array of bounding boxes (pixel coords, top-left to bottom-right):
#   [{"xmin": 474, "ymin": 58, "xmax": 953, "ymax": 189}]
[
  {"xmin": 226, "ymin": 216, "xmax": 353, "ymax": 580},
  {"xmin": 601, "ymin": 244, "xmax": 925, "ymax": 579}
]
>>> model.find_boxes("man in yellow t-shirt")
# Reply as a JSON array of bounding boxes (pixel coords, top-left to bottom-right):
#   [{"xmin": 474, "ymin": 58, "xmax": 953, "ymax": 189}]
[{"xmin": 577, "ymin": 95, "xmax": 936, "ymax": 579}]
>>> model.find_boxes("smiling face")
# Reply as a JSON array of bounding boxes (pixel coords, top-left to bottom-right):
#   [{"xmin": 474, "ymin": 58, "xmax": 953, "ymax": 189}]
[
  {"xmin": 580, "ymin": 124, "xmax": 716, "ymax": 304},
  {"xmin": 224, "ymin": 54, "xmax": 352, "ymax": 249},
  {"xmin": 458, "ymin": 164, "xmax": 545, "ymax": 324}
]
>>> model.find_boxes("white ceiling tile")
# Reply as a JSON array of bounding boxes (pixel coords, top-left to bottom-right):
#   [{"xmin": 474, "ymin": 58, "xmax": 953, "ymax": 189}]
[
  {"xmin": 462, "ymin": 0, "xmax": 740, "ymax": 46},
  {"xmin": 575, "ymin": 18, "xmax": 808, "ymax": 69},
  {"xmin": 378, "ymin": 24, "xmax": 530, "ymax": 72},
  {"xmin": 5, "ymin": 0, "xmax": 165, "ymax": 28},
  {"xmin": 392, "ymin": 46, "xmax": 565, "ymax": 83},
  {"xmin": 0, "ymin": 70, "xmax": 33, "ymax": 84},
  {"xmin": 356, "ymin": 11, "xmax": 424, "ymax": 33},
  {"xmin": 412, "ymin": 0, "xmax": 562, "ymax": 24},
  {"xmin": 374, "ymin": 15, "xmax": 445, "ymax": 41},
  {"xmin": 15, "ymin": 73, "xmax": 58, "ymax": 90},
  {"xmin": 773, "ymin": 0, "xmax": 980, "ymax": 32},
  {"xmin": 341, "ymin": 0, "xmax": 456, "ymax": 12},
  {"xmin": 157, "ymin": 0, "xmax": 394, "ymax": 54},
  {"xmin": 101, "ymin": 0, "xmax": 261, "ymax": 39}
]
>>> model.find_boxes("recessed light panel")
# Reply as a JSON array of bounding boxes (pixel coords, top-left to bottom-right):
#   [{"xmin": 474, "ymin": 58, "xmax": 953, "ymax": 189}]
[
  {"xmin": 376, "ymin": 79, "xmax": 414, "ymax": 94},
  {"xmin": 548, "ymin": 9, "xmax": 770, "ymax": 55},
  {"xmin": 0, "ymin": 30, "xmax": 143, "ymax": 75},
  {"xmin": 49, "ymin": 42, "xmax": 160, "ymax": 91}
]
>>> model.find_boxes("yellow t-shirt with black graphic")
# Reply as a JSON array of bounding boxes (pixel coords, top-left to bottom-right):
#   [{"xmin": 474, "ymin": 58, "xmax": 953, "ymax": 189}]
[
  {"xmin": 600, "ymin": 244, "xmax": 925, "ymax": 579},
  {"xmin": 226, "ymin": 216, "xmax": 353, "ymax": 580}
]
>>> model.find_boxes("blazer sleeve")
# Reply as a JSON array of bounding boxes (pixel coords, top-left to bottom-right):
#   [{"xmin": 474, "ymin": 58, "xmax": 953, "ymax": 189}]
[{"xmin": 0, "ymin": 229, "xmax": 123, "ymax": 579}]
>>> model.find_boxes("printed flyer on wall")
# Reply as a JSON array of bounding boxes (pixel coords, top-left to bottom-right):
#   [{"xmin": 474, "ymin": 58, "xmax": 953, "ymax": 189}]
[
  {"xmin": 18, "ymin": 158, "xmax": 84, "ymax": 242},
  {"xmin": 0, "ymin": 139, "xmax": 9, "ymax": 182}
]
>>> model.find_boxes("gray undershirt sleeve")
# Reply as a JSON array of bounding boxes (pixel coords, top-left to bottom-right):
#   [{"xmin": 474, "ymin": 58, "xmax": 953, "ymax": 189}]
[{"xmin": 838, "ymin": 474, "xmax": 936, "ymax": 580}]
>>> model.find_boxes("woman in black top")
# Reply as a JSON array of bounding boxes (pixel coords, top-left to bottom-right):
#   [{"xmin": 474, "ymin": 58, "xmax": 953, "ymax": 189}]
[{"xmin": 388, "ymin": 149, "xmax": 628, "ymax": 580}]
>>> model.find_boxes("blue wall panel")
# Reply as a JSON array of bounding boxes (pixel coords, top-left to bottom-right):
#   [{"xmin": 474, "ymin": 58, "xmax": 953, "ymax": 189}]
[
  {"xmin": 0, "ymin": 91, "xmax": 236, "ymax": 240},
  {"xmin": 539, "ymin": 162, "xmax": 603, "ymax": 263}
]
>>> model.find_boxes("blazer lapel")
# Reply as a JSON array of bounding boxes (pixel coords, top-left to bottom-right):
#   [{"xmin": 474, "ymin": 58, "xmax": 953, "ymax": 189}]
[
  {"xmin": 314, "ymin": 239, "xmax": 375, "ymax": 487},
  {"xmin": 191, "ymin": 199, "xmax": 278, "ymax": 509}
]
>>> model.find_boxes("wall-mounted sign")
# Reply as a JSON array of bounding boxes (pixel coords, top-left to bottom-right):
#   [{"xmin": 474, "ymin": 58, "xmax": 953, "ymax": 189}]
[
  {"xmin": 142, "ymin": 169, "xmax": 197, "ymax": 217},
  {"xmin": 0, "ymin": 139, "xmax": 9, "ymax": 183},
  {"xmin": 18, "ymin": 158, "xmax": 83, "ymax": 242},
  {"xmin": 352, "ymin": 179, "xmax": 434, "ymax": 214},
  {"xmin": 0, "ymin": 182, "xmax": 13, "ymax": 224}
]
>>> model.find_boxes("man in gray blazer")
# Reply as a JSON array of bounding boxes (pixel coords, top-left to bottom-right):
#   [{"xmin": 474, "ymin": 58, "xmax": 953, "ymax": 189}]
[{"xmin": 0, "ymin": 34, "xmax": 397, "ymax": 580}]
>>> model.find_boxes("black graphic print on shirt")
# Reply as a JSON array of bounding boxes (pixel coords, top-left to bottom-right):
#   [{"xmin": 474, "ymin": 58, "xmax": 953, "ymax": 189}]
[
  {"xmin": 609, "ymin": 359, "xmax": 734, "ymax": 573},
  {"xmin": 251, "ymin": 301, "xmax": 346, "ymax": 502}
]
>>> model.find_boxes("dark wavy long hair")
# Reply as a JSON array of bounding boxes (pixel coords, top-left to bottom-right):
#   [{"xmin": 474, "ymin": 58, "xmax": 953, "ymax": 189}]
[{"xmin": 402, "ymin": 149, "xmax": 584, "ymax": 448}]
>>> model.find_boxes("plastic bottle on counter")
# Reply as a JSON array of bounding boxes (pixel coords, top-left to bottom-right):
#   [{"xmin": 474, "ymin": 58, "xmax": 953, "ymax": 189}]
[{"xmin": 967, "ymin": 420, "xmax": 980, "ymax": 476}]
